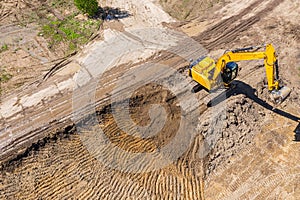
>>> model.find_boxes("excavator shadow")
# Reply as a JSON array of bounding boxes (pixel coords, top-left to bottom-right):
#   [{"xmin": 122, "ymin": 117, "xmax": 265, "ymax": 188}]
[
  {"xmin": 294, "ymin": 123, "xmax": 300, "ymax": 142},
  {"xmin": 192, "ymin": 84, "xmax": 206, "ymax": 93},
  {"xmin": 98, "ymin": 7, "xmax": 131, "ymax": 20},
  {"xmin": 207, "ymin": 80, "xmax": 300, "ymax": 141}
]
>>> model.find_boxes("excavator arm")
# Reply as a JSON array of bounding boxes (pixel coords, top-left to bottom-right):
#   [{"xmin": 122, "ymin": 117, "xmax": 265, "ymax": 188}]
[
  {"xmin": 214, "ymin": 44, "xmax": 279, "ymax": 91},
  {"xmin": 189, "ymin": 44, "xmax": 291, "ymax": 103}
]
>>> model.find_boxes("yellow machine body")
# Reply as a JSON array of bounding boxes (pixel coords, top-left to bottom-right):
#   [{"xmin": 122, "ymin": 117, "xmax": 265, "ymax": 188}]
[
  {"xmin": 189, "ymin": 57, "xmax": 216, "ymax": 90},
  {"xmin": 189, "ymin": 44, "xmax": 291, "ymax": 103}
]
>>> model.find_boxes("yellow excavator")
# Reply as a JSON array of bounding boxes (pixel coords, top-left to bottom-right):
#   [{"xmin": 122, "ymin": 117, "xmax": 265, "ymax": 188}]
[{"xmin": 188, "ymin": 44, "xmax": 291, "ymax": 103}]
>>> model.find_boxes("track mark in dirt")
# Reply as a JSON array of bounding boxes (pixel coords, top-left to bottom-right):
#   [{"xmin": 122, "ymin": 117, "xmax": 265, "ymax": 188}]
[
  {"xmin": 0, "ymin": 0, "xmax": 35, "ymax": 22},
  {"xmin": 0, "ymin": 113, "xmax": 205, "ymax": 199},
  {"xmin": 0, "ymin": 73, "xmax": 207, "ymax": 199},
  {"xmin": 205, "ymin": 121, "xmax": 299, "ymax": 200},
  {"xmin": 194, "ymin": 0, "xmax": 285, "ymax": 50},
  {"xmin": 194, "ymin": 0, "xmax": 262, "ymax": 41},
  {"xmin": 97, "ymin": 83, "xmax": 181, "ymax": 153}
]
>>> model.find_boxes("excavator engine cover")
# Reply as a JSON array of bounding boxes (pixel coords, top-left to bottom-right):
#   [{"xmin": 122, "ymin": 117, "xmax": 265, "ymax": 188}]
[
  {"xmin": 221, "ymin": 62, "xmax": 238, "ymax": 84},
  {"xmin": 189, "ymin": 57, "xmax": 217, "ymax": 90}
]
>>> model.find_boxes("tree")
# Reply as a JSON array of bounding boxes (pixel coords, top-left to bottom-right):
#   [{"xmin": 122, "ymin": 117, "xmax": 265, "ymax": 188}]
[{"xmin": 74, "ymin": 0, "xmax": 99, "ymax": 17}]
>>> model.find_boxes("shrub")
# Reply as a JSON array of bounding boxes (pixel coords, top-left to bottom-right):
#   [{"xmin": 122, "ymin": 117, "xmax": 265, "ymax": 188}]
[{"xmin": 74, "ymin": 0, "xmax": 99, "ymax": 17}]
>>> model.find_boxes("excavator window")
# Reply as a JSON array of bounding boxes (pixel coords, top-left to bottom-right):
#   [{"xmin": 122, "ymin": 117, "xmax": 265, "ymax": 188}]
[{"xmin": 221, "ymin": 62, "xmax": 238, "ymax": 84}]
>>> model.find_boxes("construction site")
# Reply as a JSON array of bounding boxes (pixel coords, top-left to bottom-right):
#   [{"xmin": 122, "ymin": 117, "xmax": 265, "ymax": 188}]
[{"xmin": 0, "ymin": 0, "xmax": 299, "ymax": 199}]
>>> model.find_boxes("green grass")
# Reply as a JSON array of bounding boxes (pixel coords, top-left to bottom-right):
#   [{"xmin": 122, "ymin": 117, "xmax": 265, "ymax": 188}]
[
  {"xmin": 1, "ymin": 73, "xmax": 12, "ymax": 82},
  {"xmin": 16, "ymin": 0, "xmax": 103, "ymax": 55},
  {"xmin": 0, "ymin": 69, "xmax": 12, "ymax": 83},
  {"xmin": 7, "ymin": 0, "xmax": 102, "ymax": 55},
  {"xmin": 40, "ymin": 15, "xmax": 101, "ymax": 53},
  {"xmin": 51, "ymin": 0, "xmax": 73, "ymax": 8},
  {"xmin": 0, "ymin": 68, "xmax": 13, "ymax": 94},
  {"xmin": 0, "ymin": 44, "xmax": 8, "ymax": 52}
]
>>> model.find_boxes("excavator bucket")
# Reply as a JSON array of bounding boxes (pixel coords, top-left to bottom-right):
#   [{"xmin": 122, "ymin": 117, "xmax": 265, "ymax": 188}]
[{"xmin": 270, "ymin": 86, "xmax": 291, "ymax": 103}]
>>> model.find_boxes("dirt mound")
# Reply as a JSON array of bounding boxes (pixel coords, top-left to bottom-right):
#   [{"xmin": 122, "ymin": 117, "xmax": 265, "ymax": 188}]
[{"xmin": 204, "ymin": 94, "xmax": 264, "ymax": 174}]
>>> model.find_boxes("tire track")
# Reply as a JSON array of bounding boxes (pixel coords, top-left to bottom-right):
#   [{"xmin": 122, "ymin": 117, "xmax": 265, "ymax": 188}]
[
  {"xmin": 193, "ymin": 0, "xmax": 285, "ymax": 50},
  {"xmin": 194, "ymin": 0, "xmax": 263, "ymax": 42}
]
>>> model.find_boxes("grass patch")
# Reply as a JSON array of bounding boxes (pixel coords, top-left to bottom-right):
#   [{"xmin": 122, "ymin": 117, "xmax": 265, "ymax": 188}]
[
  {"xmin": 0, "ymin": 67, "xmax": 13, "ymax": 94},
  {"xmin": 40, "ymin": 15, "xmax": 101, "ymax": 53},
  {"xmin": 1, "ymin": 73, "xmax": 12, "ymax": 82},
  {"xmin": 0, "ymin": 69, "xmax": 12, "ymax": 83},
  {"xmin": 51, "ymin": 0, "xmax": 73, "ymax": 9},
  {"xmin": 0, "ymin": 44, "xmax": 8, "ymax": 53},
  {"xmin": 15, "ymin": 0, "xmax": 102, "ymax": 55},
  {"xmin": 74, "ymin": 0, "xmax": 99, "ymax": 17}
]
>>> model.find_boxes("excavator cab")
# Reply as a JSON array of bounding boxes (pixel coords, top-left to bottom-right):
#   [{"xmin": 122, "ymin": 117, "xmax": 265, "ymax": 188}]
[{"xmin": 221, "ymin": 62, "xmax": 238, "ymax": 84}]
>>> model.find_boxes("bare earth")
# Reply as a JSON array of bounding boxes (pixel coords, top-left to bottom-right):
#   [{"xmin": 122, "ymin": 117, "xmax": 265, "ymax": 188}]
[{"xmin": 0, "ymin": 0, "xmax": 299, "ymax": 199}]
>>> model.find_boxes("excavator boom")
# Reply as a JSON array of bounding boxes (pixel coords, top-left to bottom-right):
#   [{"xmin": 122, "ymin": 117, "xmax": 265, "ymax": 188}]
[{"xmin": 189, "ymin": 44, "xmax": 291, "ymax": 103}]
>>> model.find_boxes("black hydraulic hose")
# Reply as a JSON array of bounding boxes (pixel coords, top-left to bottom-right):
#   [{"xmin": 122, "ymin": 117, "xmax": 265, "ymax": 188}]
[
  {"xmin": 232, "ymin": 46, "xmax": 254, "ymax": 53},
  {"xmin": 275, "ymin": 60, "xmax": 279, "ymax": 80},
  {"xmin": 231, "ymin": 44, "xmax": 265, "ymax": 53}
]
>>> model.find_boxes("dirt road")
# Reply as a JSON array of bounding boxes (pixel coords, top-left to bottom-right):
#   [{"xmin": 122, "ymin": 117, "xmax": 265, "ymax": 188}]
[{"xmin": 0, "ymin": 0, "xmax": 300, "ymax": 199}]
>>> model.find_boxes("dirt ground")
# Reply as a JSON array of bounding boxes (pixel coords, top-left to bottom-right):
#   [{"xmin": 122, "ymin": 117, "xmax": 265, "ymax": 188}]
[
  {"xmin": 0, "ymin": 0, "xmax": 101, "ymax": 97},
  {"xmin": 0, "ymin": 0, "xmax": 300, "ymax": 199}
]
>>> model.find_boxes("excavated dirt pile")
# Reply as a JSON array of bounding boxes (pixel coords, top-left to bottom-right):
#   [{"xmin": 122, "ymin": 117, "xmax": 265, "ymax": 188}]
[{"xmin": 204, "ymin": 95, "xmax": 265, "ymax": 175}]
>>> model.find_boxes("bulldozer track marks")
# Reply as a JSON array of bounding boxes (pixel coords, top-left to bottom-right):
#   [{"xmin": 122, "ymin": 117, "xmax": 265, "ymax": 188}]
[
  {"xmin": 0, "ymin": 130, "xmax": 207, "ymax": 199},
  {"xmin": 0, "ymin": 70, "xmax": 207, "ymax": 199},
  {"xmin": 194, "ymin": 0, "xmax": 284, "ymax": 50}
]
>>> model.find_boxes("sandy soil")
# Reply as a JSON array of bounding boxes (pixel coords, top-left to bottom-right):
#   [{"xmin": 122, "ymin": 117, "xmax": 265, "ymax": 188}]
[
  {"xmin": 0, "ymin": 1, "xmax": 69, "ymax": 98},
  {"xmin": 0, "ymin": 0, "xmax": 299, "ymax": 199}
]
